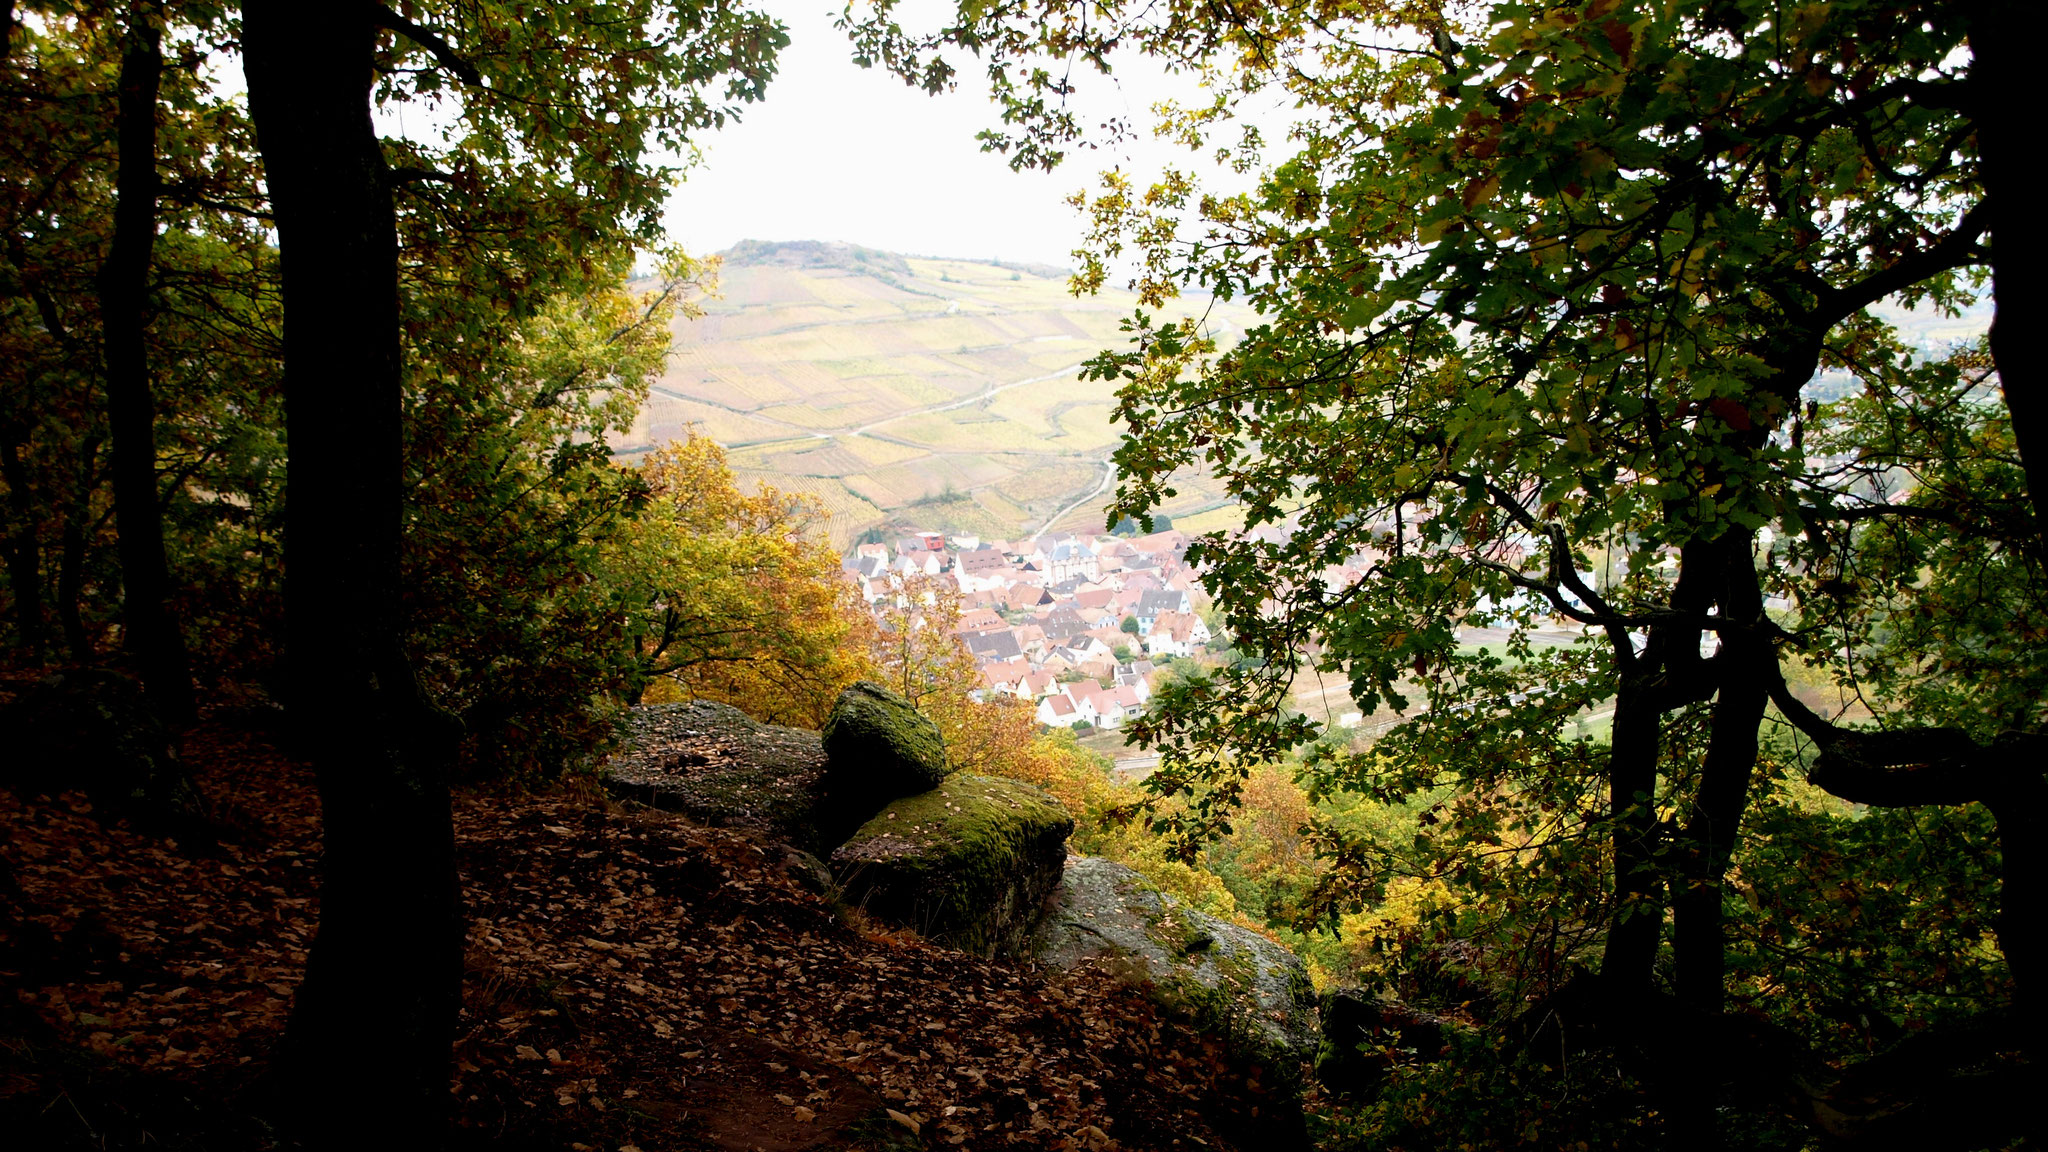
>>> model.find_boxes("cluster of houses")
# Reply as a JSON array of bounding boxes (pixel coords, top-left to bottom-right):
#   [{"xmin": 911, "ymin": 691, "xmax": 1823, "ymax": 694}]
[{"xmin": 845, "ymin": 528, "xmax": 1219, "ymax": 730}]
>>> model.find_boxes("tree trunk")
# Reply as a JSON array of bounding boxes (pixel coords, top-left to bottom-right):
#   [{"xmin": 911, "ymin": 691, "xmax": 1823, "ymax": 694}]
[
  {"xmin": 1599, "ymin": 674, "xmax": 1665, "ymax": 994},
  {"xmin": 1974, "ymin": 1, "xmax": 2048, "ymax": 531},
  {"xmin": 1661, "ymin": 533, "xmax": 1771, "ymax": 1149},
  {"xmin": 1987, "ymin": 761, "xmax": 2048, "ymax": 1148},
  {"xmin": 1672, "ymin": 534, "xmax": 1769, "ymax": 1016},
  {"xmin": 58, "ymin": 437, "xmax": 100, "ymax": 661},
  {"xmin": 1599, "ymin": 541, "xmax": 1717, "ymax": 994},
  {"xmin": 1966, "ymin": 9, "xmax": 2048, "ymax": 1134},
  {"xmin": 1, "ymin": 435, "xmax": 49, "ymax": 662},
  {"xmin": 242, "ymin": 4, "xmax": 458, "ymax": 1145},
  {"xmin": 99, "ymin": 3, "xmax": 194, "ymax": 724}
]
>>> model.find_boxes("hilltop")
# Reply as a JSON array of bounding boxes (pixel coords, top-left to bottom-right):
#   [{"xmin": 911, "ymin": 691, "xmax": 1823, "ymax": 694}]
[{"xmin": 618, "ymin": 240, "xmax": 1256, "ymax": 548}]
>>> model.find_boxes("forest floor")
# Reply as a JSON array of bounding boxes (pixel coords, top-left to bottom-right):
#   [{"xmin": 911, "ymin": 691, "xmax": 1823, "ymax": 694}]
[{"xmin": 1, "ymin": 711, "xmax": 1309, "ymax": 1151}]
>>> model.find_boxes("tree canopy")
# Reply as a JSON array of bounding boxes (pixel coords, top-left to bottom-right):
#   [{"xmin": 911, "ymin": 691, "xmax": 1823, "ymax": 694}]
[
  {"xmin": 852, "ymin": 0, "xmax": 2045, "ymax": 1144},
  {"xmin": 7, "ymin": 1, "xmax": 792, "ymax": 1141}
]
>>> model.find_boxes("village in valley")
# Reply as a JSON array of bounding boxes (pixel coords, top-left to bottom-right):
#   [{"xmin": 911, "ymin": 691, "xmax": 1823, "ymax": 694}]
[{"xmin": 844, "ymin": 527, "xmax": 1217, "ymax": 735}]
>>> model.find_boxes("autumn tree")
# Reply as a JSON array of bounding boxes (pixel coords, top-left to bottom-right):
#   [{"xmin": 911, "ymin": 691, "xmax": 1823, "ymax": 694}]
[
  {"xmin": 405, "ymin": 256, "xmax": 701, "ymax": 779},
  {"xmin": 237, "ymin": 3, "xmax": 785, "ymax": 1142},
  {"xmin": 850, "ymin": 0, "xmax": 2043, "ymax": 1143},
  {"xmin": 622, "ymin": 430, "xmax": 876, "ymax": 728},
  {"xmin": 10, "ymin": 5, "xmax": 800, "ymax": 1140}
]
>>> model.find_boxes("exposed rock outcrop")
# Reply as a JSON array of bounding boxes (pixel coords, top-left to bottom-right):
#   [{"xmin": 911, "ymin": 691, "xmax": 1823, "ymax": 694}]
[
  {"xmin": 1034, "ymin": 855, "xmax": 1318, "ymax": 1059},
  {"xmin": 831, "ymin": 774, "xmax": 1072, "ymax": 958},
  {"xmin": 818, "ymin": 681, "xmax": 948, "ymax": 842},
  {"xmin": 603, "ymin": 700, "xmax": 831, "ymax": 853},
  {"xmin": 1314, "ymin": 988, "xmax": 1454, "ymax": 1097}
]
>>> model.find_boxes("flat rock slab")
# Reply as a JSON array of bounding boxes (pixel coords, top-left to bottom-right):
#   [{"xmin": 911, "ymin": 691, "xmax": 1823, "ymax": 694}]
[
  {"xmin": 1035, "ymin": 855, "xmax": 1318, "ymax": 1059},
  {"xmin": 604, "ymin": 701, "xmax": 828, "ymax": 854},
  {"xmin": 832, "ymin": 774, "xmax": 1073, "ymax": 959}
]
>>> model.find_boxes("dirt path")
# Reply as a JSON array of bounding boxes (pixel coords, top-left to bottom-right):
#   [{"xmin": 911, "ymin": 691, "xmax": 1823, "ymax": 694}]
[{"xmin": 1027, "ymin": 452, "xmax": 1116, "ymax": 539}]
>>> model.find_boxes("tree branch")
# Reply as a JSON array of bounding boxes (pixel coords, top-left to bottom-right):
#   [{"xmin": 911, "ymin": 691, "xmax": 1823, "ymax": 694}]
[
  {"xmin": 1810, "ymin": 200, "xmax": 1989, "ymax": 331},
  {"xmin": 389, "ymin": 165, "xmax": 456, "ymax": 185},
  {"xmin": 1768, "ymin": 678, "xmax": 2047, "ymax": 807},
  {"xmin": 367, "ymin": 3, "xmax": 481, "ymax": 87}
]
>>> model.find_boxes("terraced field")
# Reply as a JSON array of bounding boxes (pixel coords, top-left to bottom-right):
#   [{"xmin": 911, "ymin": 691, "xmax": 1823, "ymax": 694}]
[{"xmin": 614, "ymin": 240, "xmax": 1253, "ymax": 547}]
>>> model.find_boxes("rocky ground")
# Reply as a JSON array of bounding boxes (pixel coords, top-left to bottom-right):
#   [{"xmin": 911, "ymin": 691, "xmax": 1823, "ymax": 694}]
[{"xmin": 2, "ymin": 709, "xmax": 1311, "ymax": 1150}]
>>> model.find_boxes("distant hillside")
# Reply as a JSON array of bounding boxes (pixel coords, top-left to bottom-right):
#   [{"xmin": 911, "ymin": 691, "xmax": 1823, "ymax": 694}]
[
  {"xmin": 615, "ymin": 241, "xmax": 1253, "ymax": 548},
  {"xmin": 721, "ymin": 238, "xmax": 913, "ymax": 277}
]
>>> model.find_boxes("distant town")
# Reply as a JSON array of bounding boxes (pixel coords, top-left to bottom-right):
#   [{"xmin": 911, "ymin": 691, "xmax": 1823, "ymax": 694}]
[{"xmin": 844, "ymin": 528, "xmax": 1217, "ymax": 732}]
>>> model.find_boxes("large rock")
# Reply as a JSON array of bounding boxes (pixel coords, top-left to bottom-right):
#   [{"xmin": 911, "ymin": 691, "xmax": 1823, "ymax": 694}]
[
  {"xmin": 819, "ymin": 681, "xmax": 948, "ymax": 841},
  {"xmin": 1034, "ymin": 855, "xmax": 1318, "ymax": 1060},
  {"xmin": 603, "ymin": 701, "xmax": 831, "ymax": 853},
  {"xmin": 1314, "ymin": 988, "xmax": 1453, "ymax": 1097},
  {"xmin": 830, "ymin": 774, "xmax": 1072, "ymax": 958}
]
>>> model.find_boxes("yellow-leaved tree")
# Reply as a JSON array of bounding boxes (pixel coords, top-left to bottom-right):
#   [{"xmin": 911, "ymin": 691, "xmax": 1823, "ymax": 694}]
[{"xmin": 614, "ymin": 432, "xmax": 874, "ymax": 728}]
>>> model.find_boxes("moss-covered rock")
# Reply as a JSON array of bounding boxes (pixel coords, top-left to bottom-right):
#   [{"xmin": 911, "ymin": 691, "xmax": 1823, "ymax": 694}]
[
  {"xmin": 830, "ymin": 774, "xmax": 1073, "ymax": 958},
  {"xmin": 1034, "ymin": 856, "xmax": 1318, "ymax": 1060},
  {"xmin": 819, "ymin": 681, "xmax": 947, "ymax": 840}
]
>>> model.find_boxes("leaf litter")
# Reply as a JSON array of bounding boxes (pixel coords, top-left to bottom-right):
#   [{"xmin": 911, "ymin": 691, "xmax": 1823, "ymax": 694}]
[{"xmin": 3, "ymin": 713, "xmax": 1297, "ymax": 1149}]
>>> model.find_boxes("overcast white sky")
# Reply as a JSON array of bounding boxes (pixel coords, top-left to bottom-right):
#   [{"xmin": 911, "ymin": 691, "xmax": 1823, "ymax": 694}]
[{"xmin": 660, "ymin": 4, "xmax": 1224, "ymax": 268}]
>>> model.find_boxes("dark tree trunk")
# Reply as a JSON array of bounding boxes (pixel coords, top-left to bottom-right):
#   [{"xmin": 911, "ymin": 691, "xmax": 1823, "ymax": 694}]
[
  {"xmin": 1599, "ymin": 674, "xmax": 1664, "ymax": 994},
  {"xmin": 1663, "ymin": 533, "xmax": 1772, "ymax": 1149},
  {"xmin": 1974, "ymin": 1, "xmax": 2048, "ymax": 532},
  {"xmin": 1, "ymin": 435, "xmax": 49, "ymax": 661},
  {"xmin": 1964, "ymin": 9, "xmax": 2048, "ymax": 1131},
  {"xmin": 242, "ymin": 4, "xmax": 459, "ymax": 1145},
  {"xmin": 1672, "ymin": 534, "xmax": 1769, "ymax": 1016},
  {"xmin": 99, "ymin": 4, "xmax": 194, "ymax": 724},
  {"xmin": 58, "ymin": 438, "xmax": 100, "ymax": 661},
  {"xmin": 1599, "ymin": 542, "xmax": 1717, "ymax": 995}
]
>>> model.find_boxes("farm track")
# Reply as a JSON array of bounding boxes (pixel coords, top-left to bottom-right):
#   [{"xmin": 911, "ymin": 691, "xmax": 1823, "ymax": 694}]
[
  {"xmin": 843, "ymin": 360, "xmax": 1089, "ymax": 437},
  {"xmin": 1029, "ymin": 452, "xmax": 1117, "ymax": 539}
]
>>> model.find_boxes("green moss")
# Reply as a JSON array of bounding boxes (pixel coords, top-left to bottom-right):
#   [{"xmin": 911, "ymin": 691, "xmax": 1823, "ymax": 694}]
[
  {"xmin": 833, "ymin": 774, "xmax": 1073, "ymax": 957},
  {"xmin": 821, "ymin": 681, "xmax": 949, "ymax": 829},
  {"xmin": 1134, "ymin": 904, "xmax": 1307, "ymax": 1078}
]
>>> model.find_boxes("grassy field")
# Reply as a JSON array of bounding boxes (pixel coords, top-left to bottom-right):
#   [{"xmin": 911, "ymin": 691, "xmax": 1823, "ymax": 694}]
[{"xmin": 614, "ymin": 241, "xmax": 1249, "ymax": 547}]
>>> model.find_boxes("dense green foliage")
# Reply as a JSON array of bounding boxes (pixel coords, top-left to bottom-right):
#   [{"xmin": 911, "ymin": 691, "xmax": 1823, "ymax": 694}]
[
  {"xmin": 3, "ymin": 7, "xmax": 282, "ymax": 677},
  {"xmin": 0, "ymin": 3, "xmax": 830, "ymax": 782},
  {"xmin": 854, "ymin": 0, "xmax": 2044, "ymax": 1144}
]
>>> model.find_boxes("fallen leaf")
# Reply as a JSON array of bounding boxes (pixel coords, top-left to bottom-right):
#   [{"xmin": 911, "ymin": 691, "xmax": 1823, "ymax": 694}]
[
  {"xmin": 886, "ymin": 1108, "xmax": 920, "ymax": 1135},
  {"xmin": 793, "ymin": 1105, "xmax": 816, "ymax": 1122}
]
